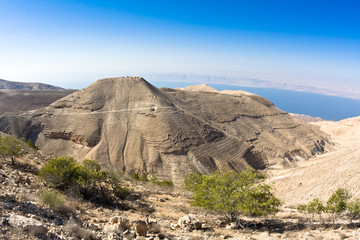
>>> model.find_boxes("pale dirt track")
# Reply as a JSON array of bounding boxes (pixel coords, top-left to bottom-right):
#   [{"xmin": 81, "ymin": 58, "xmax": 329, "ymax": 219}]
[{"xmin": 267, "ymin": 116, "xmax": 360, "ymax": 206}]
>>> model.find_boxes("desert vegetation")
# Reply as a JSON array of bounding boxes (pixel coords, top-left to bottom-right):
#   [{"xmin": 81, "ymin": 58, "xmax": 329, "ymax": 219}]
[
  {"xmin": 38, "ymin": 157, "xmax": 131, "ymax": 204},
  {"xmin": 1, "ymin": 135, "xmax": 360, "ymax": 239},
  {"xmin": 130, "ymin": 171, "xmax": 174, "ymax": 187},
  {"xmin": 0, "ymin": 135, "xmax": 24, "ymax": 164},
  {"xmin": 298, "ymin": 188, "xmax": 360, "ymax": 224},
  {"xmin": 184, "ymin": 169, "xmax": 281, "ymax": 222}
]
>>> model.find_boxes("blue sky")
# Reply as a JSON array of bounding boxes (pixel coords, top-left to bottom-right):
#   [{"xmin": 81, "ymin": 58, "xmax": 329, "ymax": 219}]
[{"xmin": 0, "ymin": 0, "xmax": 360, "ymax": 89}]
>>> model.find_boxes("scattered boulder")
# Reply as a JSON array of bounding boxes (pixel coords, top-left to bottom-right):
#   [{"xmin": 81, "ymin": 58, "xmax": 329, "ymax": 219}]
[
  {"xmin": 8, "ymin": 214, "xmax": 48, "ymax": 237},
  {"xmin": 103, "ymin": 223, "xmax": 121, "ymax": 236},
  {"xmin": 8, "ymin": 213, "xmax": 43, "ymax": 228},
  {"xmin": 178, "ymin": 215, "xmax": 202, "ymax": 231},
  {"xmin": 104, "ymin": 216, "xmax": 132, "ymax": 237},
  {"xmin": 225, "ymin": 222, "xmax": 237, "ymax": 230},
  {"xmin": 225, "ymin": 220, "xmax": 246, "ymax": 230}
]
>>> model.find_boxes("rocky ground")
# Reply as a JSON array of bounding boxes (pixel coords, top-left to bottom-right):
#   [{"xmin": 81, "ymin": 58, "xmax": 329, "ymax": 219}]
[
  {"xmin": 1, "ymin": 115, "xmax": 360, "ymax": 239},
  {"xmin": 1, "ymin": 148, "xmax": 360, "ymax": 240}
]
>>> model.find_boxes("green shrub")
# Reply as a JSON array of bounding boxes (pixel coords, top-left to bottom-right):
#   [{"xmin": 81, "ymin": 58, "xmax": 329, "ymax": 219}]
[
  {"xmin": 139, "ymin": 173, "xmax": 149, "ymax": 182},
  {"xmin": 326, "ymin": 188, "xmax": 351, "ymax": 223},
  {"xmin": 80, "ymin": 159, "xmax": 107, "ymax": 185},
  {"xmin": 158, "ymin": 179, "xmax": 173, "ymax": 187},
  {"xmin": 150, "ymin": 175, "xmax": 158, "ymax": 184},
  {"xmin": 297, "ymin": 198, "xmax": 324, "ymax": 222},
  {"xmin": 38, "ymin": 157, "xmax": 130, "ymax": 203},
  {"xmin": 113, "ymin": 184, "xmax": 131, "ymax": 199},
  {"xmin": 150, "ymin": 176, "xmax": 173, "ymax": 187},
  {"xmin": 38, "ymin": 189, "xmax": 65, "ymax": 210},
  {"xmin": 38, "ymin": 157, "xmax": 81, "ymax": 189},
  {"xmin": 130, "ymin": 172, "xmax": 140, "ymax": 180},
  {"xmin": 347, "ymin": 198, "xmax": 360, "ymax": 223},
  {"xmin": 0, "ymin": 135, "xmax": 24, "ymax": 164},
  {"xmin": 297, "ymin": 204, "xmax": 307, "ymax": 215},
  {"xmin": 307, "ymin": 199, "xmax": 325, "ymax": 217},
  {"xmin": 107, "ymin": 170, "xmax": 131, "ymax": 199},
  {"xmin": 26, "ymin": 139, "xmax": 39, "ymax": 150},
  {"xmin": 185, "ymin": 169, "xmax": 280, "ymax": 221}
]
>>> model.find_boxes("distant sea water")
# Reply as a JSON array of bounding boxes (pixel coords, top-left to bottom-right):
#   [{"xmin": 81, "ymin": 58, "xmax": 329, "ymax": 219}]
[{"xmin": 151, "ymin": 81, "xmax": 360, "ymax": 121}]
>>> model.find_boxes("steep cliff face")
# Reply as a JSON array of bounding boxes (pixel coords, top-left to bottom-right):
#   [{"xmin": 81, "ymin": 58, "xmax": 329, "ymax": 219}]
[{"xmin": 0, "ymin": 77, "xmax": 332, "ymax": 184}]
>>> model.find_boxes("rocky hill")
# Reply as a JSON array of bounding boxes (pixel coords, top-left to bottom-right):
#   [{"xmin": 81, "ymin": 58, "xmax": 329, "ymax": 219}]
[
  {"xmin": 0, "ymin": 90, "xmax": 75, "ymax": 114},
  {"xmin": 0, "ymin": 79, "xmax": 75, "ymax": 114},
  {"xmin": 0, "ymin": 79, "xmax": 65, "ymax": 91},
  {"xmin": 0, "ymin": 77, "xmax": 332, "ymax": 185}
]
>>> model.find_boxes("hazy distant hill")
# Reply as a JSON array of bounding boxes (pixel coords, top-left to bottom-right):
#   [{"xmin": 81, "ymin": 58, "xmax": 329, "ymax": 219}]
[
  {"xmin": 0, "ymin": 79, "xmax": 75, "ymax": 113},
  {"xmin": 0, "ymin": 79, "xmax": 65, "ymax": 91},
  {"xmin": 144, "ymin": 73, "xmax": 360, "ymax": 100}
]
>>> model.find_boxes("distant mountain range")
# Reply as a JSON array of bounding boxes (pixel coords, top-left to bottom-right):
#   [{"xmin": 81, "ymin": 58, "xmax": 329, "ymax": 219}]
[
  {"xmin": 143, "ymin": 74, "xmax": 360, "ymax": 100},
  {"xmin": 0, "ymin": 79, "xmax": 65, "ymax": 91}
]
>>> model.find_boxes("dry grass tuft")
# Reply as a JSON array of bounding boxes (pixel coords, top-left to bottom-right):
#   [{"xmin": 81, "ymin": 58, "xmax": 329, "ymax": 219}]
[{"xmin": 66, "ymin": 220, "xmax": 98, "ymax": 240}]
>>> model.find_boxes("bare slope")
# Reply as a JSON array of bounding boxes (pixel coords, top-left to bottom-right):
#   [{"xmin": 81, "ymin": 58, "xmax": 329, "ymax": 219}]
[
  {"xmin": 268, "ymin": 116, "xmax": 360, "ymax": 205},
  {"xmin": 0, "ymin": 79, "xmax": 65, "ymax": 91},
  {"xmin": 0, "ymin": 89, "xmax": 75, "ymax": 114},
  {"xmin": 0, "ymin": 79, "xmax": 74, "ymax": 114},
  {"xmin": 0, "ymin": 77, "xmax": 331, "ymax": 184}
]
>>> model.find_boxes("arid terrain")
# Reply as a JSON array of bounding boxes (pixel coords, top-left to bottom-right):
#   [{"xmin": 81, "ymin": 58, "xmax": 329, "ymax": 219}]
[
  {"xmin": 1, "ymin": 117, "xmax": 360, "ymax": 239},
  {"xmin": 0, "ymin": 77, "xmax": 331, "ymax": 186},
  {"xmin": 0, "ymin": 79, "xmax": 74, "ymax": 114},
  {"xmin": 1, "ymin": 78, "xmax": 360, "ymax": 239},
  {"xmin": 268, "ymin": 116, "xmax": 360, "ymax": 205}
]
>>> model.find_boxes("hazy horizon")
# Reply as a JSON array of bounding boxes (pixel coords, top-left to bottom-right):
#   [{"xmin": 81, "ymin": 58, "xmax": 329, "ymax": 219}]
[{"xmin": 1, "ymin": 0, "xmax": 359, "ymax": 95}]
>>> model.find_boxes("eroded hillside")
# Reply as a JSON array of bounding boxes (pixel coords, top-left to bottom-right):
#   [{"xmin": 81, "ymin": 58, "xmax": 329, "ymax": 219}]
[
  {"xmin": 268, "ymin": 116, "xmax": 360, "ymax": 205},
  {"xmin": 0, "ymin": 77, "xmax": 332, "ymax": 184}
]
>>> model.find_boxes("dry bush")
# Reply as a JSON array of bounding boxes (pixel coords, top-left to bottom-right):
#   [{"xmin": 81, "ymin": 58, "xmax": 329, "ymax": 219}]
[
  {"xmin": 176, "ymin": 204, "xmax": 190, "ymax": 214},
  {"xmin": 58, "ymin": 197, "xmax": 82, "ymax": 217},
  {"xmin": 18, "ymin": 191, "xmax": 36, "ymax": 202},
  {"xmin": 27, "ymin": 225, "xmax": 48, "ymax": 239},
  {"xmin": 38, "ymin": 189, "xmax": 65, "ymax": 210},
  {"xmin": 66, "ymin": 221, "xmax": 98, "ymax": 240},
  {"xmin": 57, "ymin": 202, "xmax": 77, "ymax": 217}
]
